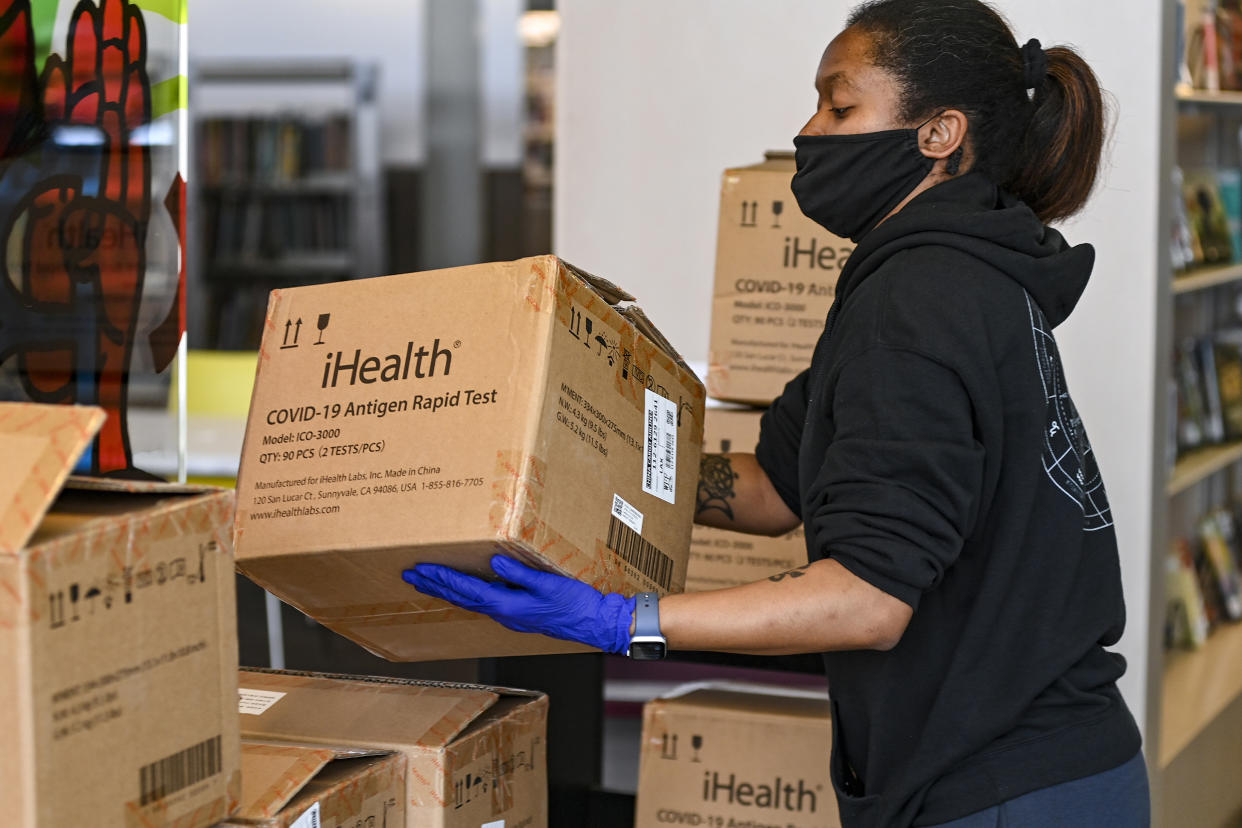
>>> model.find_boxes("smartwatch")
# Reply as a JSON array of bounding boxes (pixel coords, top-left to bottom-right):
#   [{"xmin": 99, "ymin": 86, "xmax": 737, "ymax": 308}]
[{"xmin": 627, "ymin": 592, "xmax": 667, "ymax": 660}]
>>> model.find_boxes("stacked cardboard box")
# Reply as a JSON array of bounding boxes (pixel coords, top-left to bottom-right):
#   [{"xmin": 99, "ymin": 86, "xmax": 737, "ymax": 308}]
[
  {"xmin": 688, "ymin": 153, "xmax": 849, "ymax": 589},
  {"xmin": 634, "ymin": 684, "xmax": 840, "ymax": 828},
  {"xmin": 235, "ymin": 669, "xmax": 548, "ymax": 828},
  {"xmin": 0, "ymin": 403, "xmax": 240, "ymax": 827},
  {"xmin": 219, "ymin": 741, "xmax": 406, "ymax": 828},
  {"xmin": 706, "ymin": 152, "xmax": 851, "ymax": 406},
  {"xmin": 688, "ymin": 407, "xmax": 807, "ymax": 591},
  {"xmin": 231, "ymin": 254, "xmax": 705, "ymax": 660},
  {"xmin": 3, "ymin": 254, "xmax": 705, "ymax": 824}
]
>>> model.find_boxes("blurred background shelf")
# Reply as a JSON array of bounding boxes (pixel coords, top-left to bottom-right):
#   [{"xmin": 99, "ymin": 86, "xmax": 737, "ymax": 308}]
[
  {"xmin": 1167, "ymin": 442, "xmax": 1242, "ymax": 496},
  {"xmin": 1173, "ymin": 263, "xmax": 1242, "ymax": 294},
  {"xmin": 190, "ymin": 59, "xmax": 383, "ymax": 351},
  {"xmin": 1177, "ymin": 89, "xmax": 1242, "ymax": 107},
  {"xmin": 1160, "ymin": 620, "xmax": 1242, "ymax": 768}
]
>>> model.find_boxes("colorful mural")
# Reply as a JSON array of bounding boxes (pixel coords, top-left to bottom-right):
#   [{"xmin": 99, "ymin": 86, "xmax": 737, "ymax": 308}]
[{"xmin": 0, "ymin": 0, "xmax": 185, "ymax": 477}]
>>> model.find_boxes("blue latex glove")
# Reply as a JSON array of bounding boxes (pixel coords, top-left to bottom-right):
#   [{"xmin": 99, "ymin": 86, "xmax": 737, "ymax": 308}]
[{"xmin": 402, "ymin": 554, "xmax": 637, "ymax": 654}]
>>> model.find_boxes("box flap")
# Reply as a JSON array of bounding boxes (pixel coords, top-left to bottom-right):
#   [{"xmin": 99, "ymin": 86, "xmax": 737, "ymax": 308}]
[
  {"xmin": 238, "ymin": 669, "xmax": 502, "ymax": 751},
  {"xmin": 727, "ymin": 151, "xmax": 795, "ymax": 175},
  {"xmin": 0, "ymin": 403, "xmax": 105, "ymax": 554},
  {"xmin": 236, "ymin": 741, "xmax": 339, "ymax": 820},
  {"xmin": 556, "ymin": 257, "xmax": 701, "ymax": 384},
  {"xmin": 659, "ymin": 682, "xmax": 831, "ymax": 720},
  {"xmin": 618, "ymin": 305, "xmax": 699, "ymax": 381},
  {"xmin": 559, "ymin": 258, "xmax": 636, "ymax": 306},
  {"xmin": 64, "ymin": 476, "xmax": 224, "ymax": 495}
]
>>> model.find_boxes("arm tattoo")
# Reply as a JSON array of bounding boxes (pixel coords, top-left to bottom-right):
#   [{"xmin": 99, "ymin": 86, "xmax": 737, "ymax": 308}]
[
  {"xmin": 696, "ymin": 453, "xmax": 740, "ymax": 520},
  {"xmin": 768, "ymin": 563, "xmax": 812, "ymax": 583}
]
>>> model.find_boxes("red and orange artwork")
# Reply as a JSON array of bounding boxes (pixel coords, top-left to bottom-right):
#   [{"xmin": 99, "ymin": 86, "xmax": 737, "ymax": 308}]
[{"xmin": 0, "ymin": 0, "xmax": 183, "ymax": 477}]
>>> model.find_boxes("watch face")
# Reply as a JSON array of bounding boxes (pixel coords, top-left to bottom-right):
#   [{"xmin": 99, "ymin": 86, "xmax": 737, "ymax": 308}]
[{"xmin": 629, "ymin": 640, "xmax": 667, "ymax": 661}]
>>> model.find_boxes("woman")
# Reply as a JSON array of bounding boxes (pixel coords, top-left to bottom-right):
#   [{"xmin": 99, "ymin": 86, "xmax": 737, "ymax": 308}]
[{"xmin": 404, "ymin": 1, "xmax": 1149, "ymax": 825}]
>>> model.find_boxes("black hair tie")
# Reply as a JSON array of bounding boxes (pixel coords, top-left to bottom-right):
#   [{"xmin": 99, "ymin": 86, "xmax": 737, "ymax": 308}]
[{"xmin": 1021, "ymin": 38, "xmax": 1048, "ymax": 92}]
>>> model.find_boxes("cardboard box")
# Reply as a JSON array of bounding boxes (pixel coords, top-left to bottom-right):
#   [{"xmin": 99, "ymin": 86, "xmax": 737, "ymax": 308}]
[
  {"xmin": 635, "ymin": 684, "xmax": 840, "ymax": 828},
  {"xmin": 688, "ymin": 407, "xmax": 807, "ymax": 591},
  {"xmin": 707, "ymin": 152, "xmax": 854, "ymax": 405},
  {"xmin": 236, "ymin": 669, "xmax": 547, "ymax": 828},
  {"xmin": 232, "ymin": 255, "xmax": 706, "ymax": 660},
  {"xmin": 0, "ymin": 403, "xmax": 241, "ymax": 827},
  {"xmin": 219, "ymin": 740, "xmax": 405, "ymax": 828}
]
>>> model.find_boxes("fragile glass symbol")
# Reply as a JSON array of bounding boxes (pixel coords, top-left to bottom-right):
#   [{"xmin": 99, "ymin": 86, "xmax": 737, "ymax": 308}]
[{"xmin": 315, "ymin": 313, "xmax": 330, "ymax": 344}]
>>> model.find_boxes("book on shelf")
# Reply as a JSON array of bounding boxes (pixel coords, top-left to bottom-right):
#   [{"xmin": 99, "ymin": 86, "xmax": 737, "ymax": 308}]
[
  {"xmin": 1214, "ymin": 504, "xmax": 1242, "ymax": 572},
  {"xmin": 199, "ymin": 116, "xmax": 351, "ymax": 186},
  {"xmin": 1221, "ymin": 0, "xmax": 1242, "ymax": 90},
  {"xmin": 1193, "ymin": 533, "xmax": 1230, "ymax": 630},
  {"xmin": 1167, "ymin": 537, "xmax": 1211, "ymax": 650},
  {"xmin": 1200, "ymin": 510, "xmax": 1242, "ymax": 620},
  {"xmin": 1163, "ymin": 498, "xmax": 1242, "ymax": 651},
  {"xmin": 1212, "ymin": 330, "xmax": 1242, "ymax": 439},
  {"xmin": 1182, "ymin": 168, "xmax": 1236, "ymax": 267},
  {"xmin": 1217, "ymin": 168, "xmax": 1242, "ymax": 260},
  {"xmin": 1187, "ymin": 1, "xmax": 1229, "ymax": 92},
  {"xmin": 206, "ymin": 194, "xmax": 350, "ymax": 263},
  {"xmin": 1195, "ymin": 336, "xmax": 1229, "ymax": 445},
  {"xmin": 1178, "ymin": 1, "xmax": 1195, "ymax": 95},
  {"xmin": 1175, "ymin": 338, "xmax": 1210, "ymax": 452},
  {"xmin": 1172, "ymin": 167, "xmax": 1197, "ymax": 273},
  {"xmin": 1169, "ymin": 332, "xmax": 1242, "ymax": 455}
]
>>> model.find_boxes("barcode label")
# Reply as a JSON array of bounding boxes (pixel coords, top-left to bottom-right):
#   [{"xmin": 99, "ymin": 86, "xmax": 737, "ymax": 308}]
[
  {"xmin": 607, "ymin": 515, "xmax": 673, "ymax": 590},
  {"xmin": 290, "ymin": 803, "xmax": 321, "ymax": 828},
  {"xmin": 139, "ymin": 734, "xmax": 222, "ymax": 806},
  {"xmin": 611, "ymin": 493, "xmax": 644, "ymax": 535},
  {"xmin": 642, "ymin": 389, "xmax": 677, "ymax": 504}
]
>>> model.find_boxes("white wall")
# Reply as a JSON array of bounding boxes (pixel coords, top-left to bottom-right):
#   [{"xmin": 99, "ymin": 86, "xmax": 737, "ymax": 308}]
[
  {"xmin": 556, "ymin": 0, "xmax": 1163, "ymax": 734},
  {"xmin": 189, "ymin": 0, "xmax": 427, "ymax": 165}
]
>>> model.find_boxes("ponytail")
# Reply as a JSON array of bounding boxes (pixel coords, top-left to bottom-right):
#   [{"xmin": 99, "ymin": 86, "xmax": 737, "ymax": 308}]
[
  {"xmin": 847, "ymin": 0, "xmax": 1108, "ymax": 224},
  {"xmin": 1008, "ymin": 46, "xmax": 1106, "ymax": 224}
]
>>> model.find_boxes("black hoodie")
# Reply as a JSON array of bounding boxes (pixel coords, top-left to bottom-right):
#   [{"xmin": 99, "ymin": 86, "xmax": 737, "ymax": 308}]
[{"xmin": 755, "ymin": 172, "xmax": 1141, "ymax": 827}]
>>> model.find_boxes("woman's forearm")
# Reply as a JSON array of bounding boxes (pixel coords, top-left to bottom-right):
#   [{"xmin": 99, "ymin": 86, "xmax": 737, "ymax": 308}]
[{"xmin": 656, "ymin": 558, "xmax": 913, "ymax": 655}]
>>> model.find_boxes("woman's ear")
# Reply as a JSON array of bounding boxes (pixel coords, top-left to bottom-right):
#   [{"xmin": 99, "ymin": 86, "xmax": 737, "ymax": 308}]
[{"xmin": 920, "ymin": 108, "xmax": 968, "ymax": 160}]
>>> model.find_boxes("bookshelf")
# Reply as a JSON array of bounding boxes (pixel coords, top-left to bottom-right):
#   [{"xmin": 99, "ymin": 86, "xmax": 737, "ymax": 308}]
[
  {"xmin": 1153, "ymin": 24, "xmax": 1242, "ymax": 816},
  {"xmin": 190, "ymin": 60, "xmax": 383, "ymax": 350}
]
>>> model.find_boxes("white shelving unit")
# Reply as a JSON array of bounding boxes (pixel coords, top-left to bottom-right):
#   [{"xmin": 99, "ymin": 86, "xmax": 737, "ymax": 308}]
[{"xmin": 188, "ymin": 60, "xmax": 384, "ymax": 350}]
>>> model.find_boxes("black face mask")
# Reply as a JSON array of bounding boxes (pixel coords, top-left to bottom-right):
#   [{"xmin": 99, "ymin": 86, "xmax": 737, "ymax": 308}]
[{"xmin": 791, "ymin": 118, "xmax": 936, "ymax": 243}]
